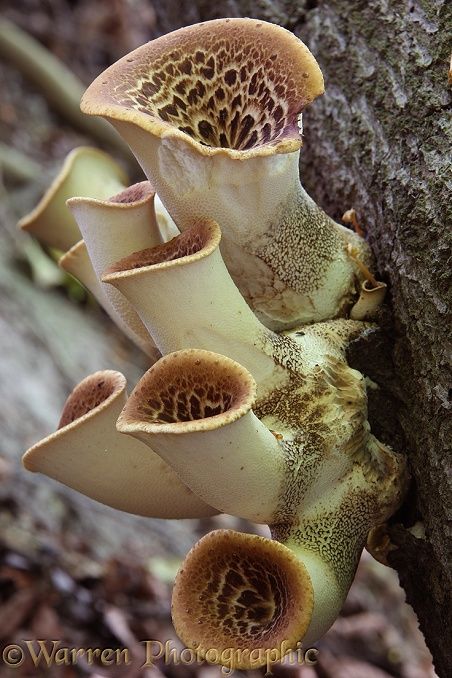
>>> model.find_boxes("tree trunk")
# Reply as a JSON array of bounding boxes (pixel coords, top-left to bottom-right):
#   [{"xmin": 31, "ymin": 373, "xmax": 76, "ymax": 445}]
[{"xmin": 158, "ymin": 0, "xmax": 451, "ymax": 674}]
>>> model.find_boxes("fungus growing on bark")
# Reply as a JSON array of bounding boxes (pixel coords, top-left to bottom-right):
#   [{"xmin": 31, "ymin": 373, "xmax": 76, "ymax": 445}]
[
  {"xmin": 23, "ymin": 370, "xmax": 215, "ymax": 518},
  {"xmin": 81, "ymin": 18, "xmax": 383, "ymax": 328},
  {"xmin": 116, "ymin": 349, "xmax": 284, "ymax": 522},
  {"xmin": 102, "ymin": 218, "xmax": 284, "ymax": 387},
  {"xmin": 18, "ymin": 144, "xmax": 178, "ymax": 258},
  {"xmin": 118, "ymin": 343, "xmax": 407, "ymax": 669},
  {"xmin": 20, "ymin": 16, "xmax": 407, "ymax": 673}
]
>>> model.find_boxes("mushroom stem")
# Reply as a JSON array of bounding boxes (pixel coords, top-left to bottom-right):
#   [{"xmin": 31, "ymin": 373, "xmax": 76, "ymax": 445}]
[
  {"xmin": 22, "ymin": 370, "xmax": 216, "ymax": 519},
  {"xmin": 67, "ymin": 182, "xmax": 167, "ymax": 358},
  {"xmin": 103, "ymin": 219, "xmax": 283, "ymax": 387},
  {"xmin": 117, "ymin": 349, "xmax": 285, "ymax": 523}
]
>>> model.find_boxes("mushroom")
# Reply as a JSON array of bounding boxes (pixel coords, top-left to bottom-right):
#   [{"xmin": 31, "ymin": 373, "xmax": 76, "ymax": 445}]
[
  {"xmin": 350, "ymin": 280, "xmax": 387, "ymax": 320},
  {"xmin": 23, "ymin": 369, "xmax": 216, "ymax": 519},
  {"xmin": 18, "ymin": 146, "xmax": 127, "ymax": 251},
  {"xmin": 116, "ymin": 349, "xmax": 284, "ymax": 522},
  {"xmin": 66, "ymin": 181, "xmax": 169, "ymax": 358},
  {"xmin": 117, "ymin": 346, "xmax": 407, "ymax": 669},
  {"xmin": 81, "ymin": 18, "xmax": 378, "ymax": 329},
  {"xmin": 102, "ymin": 218, "xmax": 286, "ymax": 387},
  {"xmin": 346, "ymin": 244, "xmax": 388, "ymax": 320},
  {"xmin": 18, "ymin": 17, "xmax": 407, "ymax": 671}
]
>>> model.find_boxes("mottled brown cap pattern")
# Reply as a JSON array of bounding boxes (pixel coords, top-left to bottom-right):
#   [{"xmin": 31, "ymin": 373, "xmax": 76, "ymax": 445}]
[
  {"xmin": 172, "ymin": 530, "xmax": 314, "ymax": 668},
  {"xmin": 119, "ymin": 350, "xmax": 255, "ymax": 432},
  {"xmin": 104, "ymin": 219, "xmax": 219, "ymax": 276},
  {"xmin": 58, "ymin": 371, "xmax": 124, "ymax": 429},
  {"xmin": 109, "ymin": 181, "xmax": 154, "ymax": 204},
  {"xmin": 82, "ymin": 19, "xmax": 324, "ymax": 155}
]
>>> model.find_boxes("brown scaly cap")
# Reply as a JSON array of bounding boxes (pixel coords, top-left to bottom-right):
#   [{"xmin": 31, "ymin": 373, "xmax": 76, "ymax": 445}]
[
  {"xmin": 102, "ymin": 218, "xmax": 220, "ymax": 280},
  {"xmin": 81, "ymin": 18, "xmax": 324, "ymax": 158},
  {"xmin": 117, "ymin": 349, "xmax": 255, "ymax": 436},
  {"xmin": 172, "ymin": 529, "xmax": 314, "ymax": 669}
]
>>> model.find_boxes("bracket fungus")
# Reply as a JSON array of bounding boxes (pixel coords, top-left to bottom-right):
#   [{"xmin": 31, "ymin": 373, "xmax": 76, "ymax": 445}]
[{"xmin": 21, "ymin": 17, "xmax": 408, "ymax": 672}]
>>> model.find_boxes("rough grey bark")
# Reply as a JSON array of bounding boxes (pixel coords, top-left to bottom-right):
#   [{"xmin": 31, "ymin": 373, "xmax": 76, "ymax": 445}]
[{"xmin": 158, "ymin": 0, "xmax": 452, "ymax": 674}]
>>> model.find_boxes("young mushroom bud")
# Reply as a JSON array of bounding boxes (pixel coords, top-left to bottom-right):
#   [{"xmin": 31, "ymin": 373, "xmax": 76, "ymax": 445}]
[
  {"xmin": 18, "ymin": 147, "xmax": 128, "ymax": 251},
  {"xmin": 117, "ymin": 349, "xmax": 285, "ymax": 523},
  {"xmin": 23, "ymin": 370, "xmax": 216, "ymax": 519},
  {"xmin": 81, "ymin": 18, "xmax": 380, "ymax": 328},
  {"xmin": 350, "ymin": 279, "xmax": 388, "ymax": 321}
]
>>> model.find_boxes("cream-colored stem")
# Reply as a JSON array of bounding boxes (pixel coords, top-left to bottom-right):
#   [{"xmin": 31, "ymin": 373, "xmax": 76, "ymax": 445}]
[
  {"xmin": 273, "ymin": 442, "xmax": 407, "ymax": 645},
  {"xmin": 67, "ymin": 186, "xmax": 164, "ymax": 357},
  {"xmin": 103, "ymin": 221, "xmax": 283, "ymax": 388},
  {"xmin": 276, "ymin": 503, "xmax": 366, "ymax": 646},
  {"xmin": 153, "ymin": 193, "xmax": 180, "ymax": 240},
  {"xmin": 107, "ymin": 121, "xmax": 370, "ymax": 328},
  {"xmin": 59, "ymin": 240, "xmax": 157, "ymax": 357},
  {"xmin": 22, "ymin": 371, "xmax": 216, "ymax": 519},
  {"xmin": 124, "ymin": 410, "xmax": 284, "ymax": 523}
]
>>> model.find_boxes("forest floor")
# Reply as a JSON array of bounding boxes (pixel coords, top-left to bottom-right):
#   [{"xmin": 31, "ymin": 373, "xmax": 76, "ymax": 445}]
[{"xmin": 0, "ymin": 2, "xmax": 438, "ymax": 677}]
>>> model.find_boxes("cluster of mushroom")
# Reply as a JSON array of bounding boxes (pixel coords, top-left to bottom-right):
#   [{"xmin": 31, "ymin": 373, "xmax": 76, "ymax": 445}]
[{"xmin": 21, "ymin": 19, "xmax": 407, "ymax": 671}]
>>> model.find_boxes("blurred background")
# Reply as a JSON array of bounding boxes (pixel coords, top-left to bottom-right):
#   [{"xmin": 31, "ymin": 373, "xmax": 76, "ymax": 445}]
[{"xmin": 0, "ymin": 2, "xmax": 438, "ymax": 677}]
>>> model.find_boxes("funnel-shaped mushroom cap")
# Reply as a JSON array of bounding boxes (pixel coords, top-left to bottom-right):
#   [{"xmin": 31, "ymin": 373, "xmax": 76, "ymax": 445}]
[
  {"xmin": 81, "ymin": 18, "xmax": 324, "ymax": 157},
  {"xmin": 18, "ymin": 147, "xmax": 128, "ymax": 251},
  {"xmin": 23, "ymin": 370, "xmax": 216, "ymax": 519},
  {"xmin": 117, "ymin": 350, "xmax": 285, "ymax": 522},
  {"xmin": 172, "ymin": 529, "xmax": 314, "ymax": 669}
]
